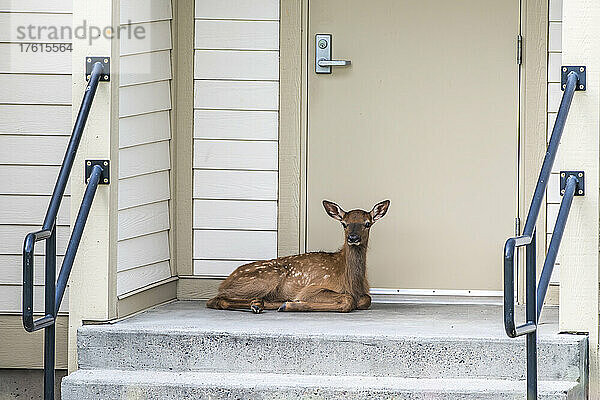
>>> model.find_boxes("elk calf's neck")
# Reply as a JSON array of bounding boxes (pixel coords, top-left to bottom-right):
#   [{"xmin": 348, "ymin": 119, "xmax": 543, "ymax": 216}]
[{"xmin": 207, "ymin": 199, "xmax": 390, "ymax": 313}]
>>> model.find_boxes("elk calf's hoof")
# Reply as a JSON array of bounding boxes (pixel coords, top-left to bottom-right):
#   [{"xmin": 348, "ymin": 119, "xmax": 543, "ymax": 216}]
[
  {"xmin": 250, "ymin": 299, "xmax": 264, "ymax": 314},
  {"xmin": 277, "ymin": 303, "xmax": 287, "ymax": 312},
  {"xmin": 250, "ymin": 304, "xmax": 263, "ymax": 314}
]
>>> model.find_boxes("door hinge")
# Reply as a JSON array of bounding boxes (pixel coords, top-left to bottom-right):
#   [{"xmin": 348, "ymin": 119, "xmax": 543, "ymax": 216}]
[
  {"xmin": 515, "ymin": 217, "xmax": 521, "ymax": 236},
  {"xmin": 516, "ymin": 34, "xmax": 523, "ymax": 65}
]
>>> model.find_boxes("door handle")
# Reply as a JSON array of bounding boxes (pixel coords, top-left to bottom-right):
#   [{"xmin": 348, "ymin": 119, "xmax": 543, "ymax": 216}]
[
  {"xmin": 318, "ymin": 59, "xmax": 351, "ymax": 67},
  {"xmin": 315, "ymin": 34, "xmax": 351, "ymax": 74}
]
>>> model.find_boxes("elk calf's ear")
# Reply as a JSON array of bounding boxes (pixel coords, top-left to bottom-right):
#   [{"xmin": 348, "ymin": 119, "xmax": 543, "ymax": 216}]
[
  {"xmin": 322, "ymin": 200, "xmax": 346, "ymax": 221},
  {"xmin": 370, "ymin": 200, "xmax": 391, "ymax": 222}
]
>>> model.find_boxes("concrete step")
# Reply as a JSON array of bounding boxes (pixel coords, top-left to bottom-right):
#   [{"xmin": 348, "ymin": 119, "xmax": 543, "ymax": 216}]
[
  {"xmin": 77, "ymin": 304, "xmax": 587, "ymax": 382},
  {"xmin": 62, "ymin": 369, "xmax": 583, "ymax": 400}
]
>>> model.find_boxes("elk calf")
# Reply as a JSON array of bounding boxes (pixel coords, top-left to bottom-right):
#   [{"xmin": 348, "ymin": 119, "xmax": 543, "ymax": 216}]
[{"xmin": 207, "ymin": 200, "xmax": 390, "ymax": 313}]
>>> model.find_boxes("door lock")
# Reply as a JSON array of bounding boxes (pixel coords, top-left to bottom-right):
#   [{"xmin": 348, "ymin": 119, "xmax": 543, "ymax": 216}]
[{"xmin": 315, "ymin": 34, "xmax": 351, "ymax": 74}]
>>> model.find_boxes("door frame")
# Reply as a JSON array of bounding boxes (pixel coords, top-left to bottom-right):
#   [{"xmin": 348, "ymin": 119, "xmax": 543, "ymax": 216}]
[{"xmin": 278, "ymin": 0, "xmax": 548, "ymax": 301}]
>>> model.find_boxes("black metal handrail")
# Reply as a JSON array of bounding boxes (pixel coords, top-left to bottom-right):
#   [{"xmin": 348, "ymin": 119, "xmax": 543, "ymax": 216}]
[
  {"xmin": 22, "ymin": 61, "xmax": 106, "ymax": 400},
  {"xmin": 503, "ymin": 70, "xmax": 584, "ymax": 399}
]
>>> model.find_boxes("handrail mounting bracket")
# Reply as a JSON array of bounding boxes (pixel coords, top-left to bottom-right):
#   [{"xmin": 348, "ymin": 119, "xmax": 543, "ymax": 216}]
[
  {"xmin": 85, "ymin": 160, "xmax": 110, "ymax": 184},
  {"xmin": 561, "ymin": 66, "xmax": 586, "ymax": 91},
  {"xmin": 86, "ymin": 57, "xmax": 110, "ymax": 82},
  {"xmin": 560, "ymin": 171, "xmax": 585, "ymax": 196}
]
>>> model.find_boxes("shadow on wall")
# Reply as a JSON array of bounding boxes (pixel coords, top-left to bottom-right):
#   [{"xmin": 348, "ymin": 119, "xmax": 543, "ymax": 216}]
[{"xmin": 0, "ymin": 369, "xmax": 67, "ymax": 400}]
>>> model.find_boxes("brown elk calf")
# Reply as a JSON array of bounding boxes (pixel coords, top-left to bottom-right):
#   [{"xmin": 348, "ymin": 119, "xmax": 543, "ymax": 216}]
[{"xmin": 207, "ymin": 199, "xmax": 390, "ymax": 313}]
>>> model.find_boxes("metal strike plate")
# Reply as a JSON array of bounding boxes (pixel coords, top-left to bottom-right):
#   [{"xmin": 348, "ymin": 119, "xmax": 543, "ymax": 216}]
[
  {"xmin": 86, "ymin": 57, "xmax": 110, "ymax": 82},
  {"xmin": 85, "ymin": 160, "xmax": 110, "ymax": 184},
  {"xmin": 316, "ymin": 34, "xmax": 332, "ymax": 74},
  {"xmin": 560, "ymin": 171, "xmax": 584, "ymax": 196},
  {"xmin": 561, "ymin": 66, "xmax": 586, "ymax": 91}
]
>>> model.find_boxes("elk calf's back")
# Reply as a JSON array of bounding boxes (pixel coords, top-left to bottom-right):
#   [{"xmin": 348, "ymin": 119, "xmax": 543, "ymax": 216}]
[{"xmin": 206, "ymin": 199, "xmax": 390, "ymax": 313}]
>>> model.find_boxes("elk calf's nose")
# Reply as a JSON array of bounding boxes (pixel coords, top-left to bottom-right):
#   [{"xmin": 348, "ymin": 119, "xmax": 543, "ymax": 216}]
[{"xmin": 348, "ymin": 234, "xmax": 360, "ymax": 243}]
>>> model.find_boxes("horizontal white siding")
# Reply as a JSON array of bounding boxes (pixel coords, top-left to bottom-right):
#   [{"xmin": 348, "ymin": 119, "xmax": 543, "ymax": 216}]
[
  {"xmin": 194, "ymin": 50, "xmax": 279, "ymax": 80},
  {"xmin": 193, "ymin": 200, "xmax": 277, "ymax": 230},
  {"xmin": 117, "ymin": 0, "xmax": 173, "ymax": 296},
  {"xmin": 0, "ymin": 136, "xmax": 69, "ymax": 165},
  {"xmin": 0, "ymin": 195, "xmax": 69, "ymax": 225},
  {"xmin": 0, "ymin": 286, "xmax": 68, "ymax": 314},
  {"xmin": 119, "ymin": 140, "xmax": 171, "ymax": 179},
  {"xmin": 194, "ymin": 20, "xmax": 279, "ymax": 50},
  {"xmin": 120, "ymin": 50, "xmax": 172, "ymax": 87},
  {"xmin": 193, "ymin": 0, "xmax": 280, "ymax": 277},
  {"xmin": 0, "ymin": 3, "xmax": 73, "ymax": 313},
  {"xmin": 0, "ymin": 105, "xmax": 71, "ymax": 134},
  {"xmin": 0, "ymin": 166, "xmax": 68, "ymax": 195},
  {"xmin": 120, "ymin": 111, "xmax": 171, "ymax": 148},
  {"xmin": 194, "ymin": 80, "xmax": 278, "ymax": 110},
  {"xmin": 193, "ymin": 170, "xmax": 277, "ymax": 200},
  {"xmin": 193, "ymin": 260, "xmax": 253, "ymax": 277},
  {"xmin": 118, "ymin": 201, "xmax": 170, "ymax": 241},
  {"xmin": 0, "ymin": 43, "xmax": 71, "ymax": 74},
  {"xmin": 121, "ymin": 0, "xmax": 172, "ymax": 24},
  {"xmin": 193, "ymin": 140, "xmax": 278, "ymax": 170},
  {"xmin": 195, "ymin": 0, "xmax": 279, "ymax": 20},
  {"xmin": 194, "ymin": 230, "xmax": 277, "ymax": 260},
  {"xmin": 0, "ymin": 0, "xmax": 72, "ymax": 13},
  {"xmin": 120, "ymin": 20, "xmax": 172, "ymax": 56},
  {"xmin": 117, "ymin": 231, "xmax": 170, "ymax": 272},
  {"xmin": 0, "ymin": 255, "xmax": 65, "ymax": 286},
  {"xmin": 0, "ymin": 75, "xmax": 71, "ymax": 104},
  {"xmin": 194, "ymin": 110, "xmax": 278, "ymax": 141},
  {"xmin": 119, "ymin": 171, "xmax": 171, "ymax": 210}
]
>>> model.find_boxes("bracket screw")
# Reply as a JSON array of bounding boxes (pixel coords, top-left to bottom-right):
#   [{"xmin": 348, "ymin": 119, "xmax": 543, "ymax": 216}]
[
  {"xmin": 103, "ymin": 58, "xmax": 108, "ymax": 63},
  {"xmin": 578, "ymin": 190, "xmax": 583, "ymax": 195},
  {"xmin": 580, "ymin": 66, "xmax": 585, "ymax": 72},
  {"xmin": 87, "ymin": 58, "xmax": 91, "ymax": 63},
  {"xmin": 578, "ymin": 172, "xmax": 583, "ymax": 177},
  {"xmin": 103, "ymin": 178, "xmax": 108, "ymax": 183},
  {"xmin": 563, "ymin": 67, "xmax": 567, "ymax": 72},
  {"xmin": 103, "ymin": 161, "xmax": 108, "ymax": 166},
  {"xmin": 104, "ymin": 75, "xmax": 109, "ymax": 80},
  {"xmin": 580, "ymin": 85, "xmax": 585, "ymax": 90},
  {"xmin": 561, "ymin": 189, "xmax": 565, "ymax": 195},
  {"xmin": 87, "ymin": 161, "xmax": 92, "ymax": 166},
  {"xmin": 563, "ymin": 84, "xmax": 566, "ymax": 89},
  {"xmin": 561, "ymin": 172, "xmax": 565, "ymax": 177}
]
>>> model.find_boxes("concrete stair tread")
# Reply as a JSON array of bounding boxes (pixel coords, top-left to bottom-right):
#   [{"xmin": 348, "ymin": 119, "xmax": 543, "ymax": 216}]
[
  {"xmin": 63, "ymin": 369, "xmax": 580, "ymax": 398},
  {"xmin": 79, "ymin": 302, "xmax": 582, "ymax": 342},
  {"xmin": 76, "ymin": 302, "xmax": 588, "ymax": 382}
]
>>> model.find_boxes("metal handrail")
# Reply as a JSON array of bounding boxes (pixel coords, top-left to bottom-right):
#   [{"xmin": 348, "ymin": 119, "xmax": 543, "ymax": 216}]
[
  {"xmin": 503, "ymin": 70, "xmax": 583, "ymax": 399},
  {"xmin": 22, "ymin": 61, "xmax": 106, "ymax": 400}
]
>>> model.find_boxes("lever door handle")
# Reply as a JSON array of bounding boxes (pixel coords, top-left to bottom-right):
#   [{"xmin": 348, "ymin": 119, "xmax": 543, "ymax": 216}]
[
  {"xmin": 316, "ymin": 34, "xmax": 351, "ymax": 74},
  {"xmin": 318, "ymin": 59, "xmax": 351, "ymax": 67}
]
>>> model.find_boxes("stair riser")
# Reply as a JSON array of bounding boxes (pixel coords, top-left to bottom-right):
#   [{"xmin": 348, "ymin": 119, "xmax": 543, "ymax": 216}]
[
  {"xmin": 77, "ymin": 330, "xmax": 586, "ymax": 381},
  {"xmin": 61, "ymin": 382, "xmax": 577, "ymax": 400}
]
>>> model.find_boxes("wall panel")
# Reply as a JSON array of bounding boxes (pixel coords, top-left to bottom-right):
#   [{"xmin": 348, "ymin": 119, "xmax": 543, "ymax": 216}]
[{"xmin": 193, "ymin": 2, "xmax": 280, "ymax": 276}]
